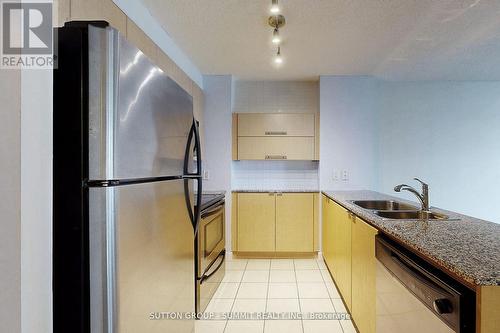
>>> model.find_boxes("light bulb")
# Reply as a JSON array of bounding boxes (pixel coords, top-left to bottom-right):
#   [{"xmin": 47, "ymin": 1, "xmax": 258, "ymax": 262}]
[
  {"xmin": 272, "ymin": 28, "xmax": 281, "ymax": 45},
  {"xmin": 270, "ymin": 0, "xmax": 280, "ymax": 13},
  {"xmin": 274, "ymin": 47, "xmax": 283, "ymax": 64}
]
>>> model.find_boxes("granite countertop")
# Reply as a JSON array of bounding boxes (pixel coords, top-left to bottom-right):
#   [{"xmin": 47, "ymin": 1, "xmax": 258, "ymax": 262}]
[
  {"xmin": 322, "ymin": 190, "xmax": 500, "ymax": 288},
  {"xmin": 232, "ymin": 189, "xmax": 319, "ymax": 193}
]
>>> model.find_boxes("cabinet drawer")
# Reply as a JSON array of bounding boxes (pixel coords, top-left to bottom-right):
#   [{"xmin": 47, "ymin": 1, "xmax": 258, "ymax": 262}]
[
  {"xmin": 237, "ymin": 113, "xmax": 315, "ymax": 137},
  {"xmin": 238, "ymin": 137, "xmax": 314, "ymax": 160}
]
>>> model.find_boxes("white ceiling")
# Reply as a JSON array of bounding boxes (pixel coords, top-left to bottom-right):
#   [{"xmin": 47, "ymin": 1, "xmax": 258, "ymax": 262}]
[{"xmin": 141, "ymin": 0, "xmax": 500, "ymax": 81}]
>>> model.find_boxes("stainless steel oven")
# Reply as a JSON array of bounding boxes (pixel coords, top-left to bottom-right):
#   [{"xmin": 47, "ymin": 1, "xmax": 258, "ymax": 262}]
[
  {"xmin": 376, "ymin": 236, "xmax": 475, "ymax": 333},
  {"xmin": 196, "ymin": 196, "xmax": 225, "ymax": 313}
]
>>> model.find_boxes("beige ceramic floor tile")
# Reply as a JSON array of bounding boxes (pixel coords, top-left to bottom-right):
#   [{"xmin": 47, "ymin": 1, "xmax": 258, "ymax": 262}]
[
  {"xmin": 223, "ymin": 270, "xmax": 244, "ymax": 283},
  {"xmin": 224, "ymin": 320, "xmax": 264, "ymax": 333},
  {"xmin": 294, "ymin": 259, "xmax": 319, "ymax": 270},
  {"xmin": 232, "ymin": 299, "xmax": 267, "ymax": 314},
  {"xmin": 316, "ymin": 260, "xmax": 328, "ymax": 270},
  {"xmin": 319, "ymin": 269, "xmax": 334, "ymax": 283},
  {"xmin": 325, "ymin": 281, "xmax": 341, "ymax": 299},
  {"xmin": 340, "ymin": 319, "xmax": 357, "ymax": 333},
  {"xmin": 296, "ymin": 270, "xmax": 324, "ymax": 282},
  {"xmin": 193, "ymin": 320, "xmax": 227, "ymax": 333},
  {"xmin": 212, "ymin": 283, "xmax": 240, "ymax": 299},
  {"xmin": 226, "ymin": 260, "xmax": 248, "ymax": 271},
  {"xmin": 300, "ymin": 298, "xmax": 335, "ymax": 317},
  {"xmin": 236, "ymin": 283, "xmax": 268, "ymax": 299},
  {"xmin": 297, "ymin": 282, "xmax": 330, "ymax": 299},
  {"xmin": 269, "ymin": 270, "xmax": 296, "ymax": 283},
  {"xmin": 242, "ymin": 270, "xmax": 269, "ymax": 283},
  {"xmin": 270, "ymin": 259, "xmax": 295, "ymax": 270},
  {"xmin": 264, "ymin": 320, "xmax": 303, "ymax": 333},
  {"xmin": 205, "ymin": 298, "xmax": 234, "ymax": 314},
  {"xmin": 303, "ymin": 319, "xmax": 343, "ymax": 333},
  {"xmin": 266, "ymin": 298, "xmax": 301, "ymax": 313},
  {"xmin": 267, "ymin": 283, "xmax": 298, "ymax": 299},
  {"xmin": 331, "ymin": 298, "xmax": 348, "ymax": 314},
  {"xmin": 245, "ymin": 259, "xmax": 271, "ymax": 270}
]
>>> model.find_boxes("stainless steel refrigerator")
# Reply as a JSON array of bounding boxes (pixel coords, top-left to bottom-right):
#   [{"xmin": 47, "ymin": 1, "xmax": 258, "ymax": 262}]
[{"xmin": 53, "ymin": 22, "xmax": 202, "ymax": 333}]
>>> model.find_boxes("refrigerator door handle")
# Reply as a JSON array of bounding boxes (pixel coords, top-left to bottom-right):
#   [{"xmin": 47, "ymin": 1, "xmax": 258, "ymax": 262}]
[
  {"xmin": 183, "ymin": 119, "xmax": 203, "ymax": 234},
  {"xmin": 183, "ymin": 119, "xmax": 202, "ymax": 177}
]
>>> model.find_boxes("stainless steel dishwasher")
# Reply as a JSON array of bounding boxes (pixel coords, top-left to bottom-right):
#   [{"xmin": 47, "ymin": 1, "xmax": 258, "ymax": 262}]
[{"xmin": 376, "ymin": 236, "xmax": 475, "ymax": 333}]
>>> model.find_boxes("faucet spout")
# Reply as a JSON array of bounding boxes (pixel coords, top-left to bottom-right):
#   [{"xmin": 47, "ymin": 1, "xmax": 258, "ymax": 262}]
[{"xmin": 393, "ymin": 178, "xmax": 430, "ymax": 212}]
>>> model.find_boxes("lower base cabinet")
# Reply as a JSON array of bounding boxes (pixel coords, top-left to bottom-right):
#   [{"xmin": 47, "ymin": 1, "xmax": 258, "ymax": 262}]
[
  {"xmin": 352, "ymin": 215, "xmax": 378, "ymax": 333},
  {"xmin": 237, "ymin": 193, "xmax": 276, "ymax": 252},
  {"xmin": 276, "ymin": 193, "xmax": 314, "ymax": 252},
  {"xmin": 233, "ymin": 192, "xmax": 318, "ymax": 254},
  {"xmin": 322, "ymin": 194, "xmax": 377, "ymax": 333}
]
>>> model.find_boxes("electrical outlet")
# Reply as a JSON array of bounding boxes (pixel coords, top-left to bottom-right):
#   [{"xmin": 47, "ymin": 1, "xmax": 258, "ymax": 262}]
[
  {"xmin": 203, "ymin": 170, "xmax": 210, "ymax": 180},
  {"xmin": 341, "ymin": 170, "xmax": 349, "ymax": 181},
  {"xmin": 333, "ymin": 170, "xmax": 339, "ymax": 181}
]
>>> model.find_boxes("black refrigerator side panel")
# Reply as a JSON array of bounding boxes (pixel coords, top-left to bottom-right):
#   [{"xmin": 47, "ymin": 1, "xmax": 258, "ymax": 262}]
[{"xmin": 53, "ymin": 26, "xmax": 89, "ymax": 333}]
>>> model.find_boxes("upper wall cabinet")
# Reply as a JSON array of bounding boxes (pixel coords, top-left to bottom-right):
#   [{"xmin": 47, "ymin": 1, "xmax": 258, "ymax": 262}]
[
  {"xmin": 238, "ymin": 113, "xmax": 315, "ymax": 137},
  {"xmin": 233, "ymin": 113, "xmax": 320, "ymax": 161}
]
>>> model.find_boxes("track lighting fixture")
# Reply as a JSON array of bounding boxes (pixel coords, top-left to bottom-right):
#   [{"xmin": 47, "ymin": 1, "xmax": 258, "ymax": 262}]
[
  {"xmin": 272, "ymin": 28, "xmax": 281, "ymax": 45},
  {"xmin": 270, "ymin": 0, "xmax": 280, "ymax": 14}
]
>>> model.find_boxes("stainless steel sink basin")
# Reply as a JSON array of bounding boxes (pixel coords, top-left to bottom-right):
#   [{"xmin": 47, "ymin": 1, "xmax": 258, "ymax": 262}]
[
  {"xmin": 352, "ymin": 200, "xmax": 417, "ymax": 211},
  {"xmin": 375, "ymin": 210, "xmax": 449, "ymax": 220}
]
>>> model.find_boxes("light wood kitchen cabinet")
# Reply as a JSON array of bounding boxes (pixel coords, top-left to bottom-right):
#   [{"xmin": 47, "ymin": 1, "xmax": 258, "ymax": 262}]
[
  {"xmin": 276, "ymin": 193, "xmax": 314, "ymax": 252},
  {"xmin": 237, "ymin": 113, "xmax": 315, "ymax": 137},
  {"xmin": 233, "ymin": 113, "xmax": 319, "ymax": 161},
  {"xmin": 330, "ymin": 200, "xmax": 352, "ymax": 310},
  {"xmin": 234, "ymin": 192, "xmax": 317, "ymax": 254},
  {"xmin": 352, "ymin": 216, "xmax": 378, "ymax": 333},
  {"xmin": 237, "ymin": 193, "xmax": 276, "ymax": 252},
  {"xmin": 322, "ymin": 195, "xmax": 335, "ymax": 271},
  {"xmin": 237, "ymin": 136, "xmax": 314, "ymax": 160},
  {"xmin": 322, "ymin": 195, "xmax": 378, "ymax": 332}
]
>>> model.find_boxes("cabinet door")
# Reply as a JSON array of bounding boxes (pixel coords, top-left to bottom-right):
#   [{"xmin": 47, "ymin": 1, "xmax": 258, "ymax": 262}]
[
  {"xmin": 331, "ymin": 201, "xmax": 352, "ymax": 310},
  {"xmin": 322, "ymin": 195, "xmax": 334, "ymax": 271},
  {"xmin": 237, "ymin": 193, "xmax": 276, "ymax": 252},
  {"xmin": 237, "ymin": 113, "xmax": 315, "ymax": 137},
  {"xmin": 276, "ymin": 193, "xmax": 313, "ymax": 252},
  {"xmin": 238, "ymin": 137, "xmax": 314, "ymax": 160},
  {"xmin": 352, "ymin": 217, "xmax": 377, "ymax": 333}
]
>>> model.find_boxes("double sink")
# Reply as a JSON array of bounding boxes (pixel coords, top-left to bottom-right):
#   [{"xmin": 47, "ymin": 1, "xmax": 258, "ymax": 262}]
[{"xmin": 351, "ymin": 200, "xmax": 450, "ymax": 220}]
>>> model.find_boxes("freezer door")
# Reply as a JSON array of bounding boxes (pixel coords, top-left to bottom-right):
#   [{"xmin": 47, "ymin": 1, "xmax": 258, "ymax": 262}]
[
  {"xmin": 89, "ymin": 179, "xmax": 195, "ymax": 333},
  {"xmin": 87, "ymin": 25, "xmax": 194, "ymax": 180}
]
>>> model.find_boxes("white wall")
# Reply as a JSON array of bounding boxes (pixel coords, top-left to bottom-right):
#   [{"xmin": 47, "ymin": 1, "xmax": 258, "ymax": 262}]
[
  {"xmin": 202, "ymin": 75, "xmax": 233, "ymax": 249},
  {"xmin": 113, "ymin": 0, "xmax": 203, "ymax": 88},
  {"xmin": 377, "ymin": 81, "xmax": 500, "ymax": 223},
  {"xmin": 0, "ymin": 68, "xmax": 21, "ymax": 333},
  {"xmin": 20, "ymin": 69, "xmax": 53, "ymax": 333},
  {"xmin": 319, "ymin": 76, "xmax": 378, "ymax": 191}
]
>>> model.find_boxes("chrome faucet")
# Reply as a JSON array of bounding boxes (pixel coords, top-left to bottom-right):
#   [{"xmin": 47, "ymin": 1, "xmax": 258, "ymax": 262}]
[{"xmin": 394, "ymin": 178, "xmax": 429, "ymax": 212}]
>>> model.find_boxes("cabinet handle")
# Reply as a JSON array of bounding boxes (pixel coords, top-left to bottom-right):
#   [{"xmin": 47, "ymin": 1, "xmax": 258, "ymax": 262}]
[
  {"xmin": 265, "ymin": 155, "xmax": 287, "ymax": 160},
  {"xmin": 277, "ymin": 192, "xmax": 283, "ymax": 196},
  {"xmin": 265, "ymin": 131, "xmax": 287, "ymax": 135}
]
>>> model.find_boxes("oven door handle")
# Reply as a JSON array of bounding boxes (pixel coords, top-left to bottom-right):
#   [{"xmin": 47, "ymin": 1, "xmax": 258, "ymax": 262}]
[
  {"xmin": 201, "ymin": 203, "xmax": 224, "ymax": 219},
  {"xmin": 200, "ymin": 250, "xmax": 225, "ymax": 284}
]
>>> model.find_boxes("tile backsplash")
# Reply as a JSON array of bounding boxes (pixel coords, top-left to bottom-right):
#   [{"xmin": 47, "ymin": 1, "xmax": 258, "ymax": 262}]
[{"xmin": 232, "ymin": 161, "xmax": 319, "ymax": 191}]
